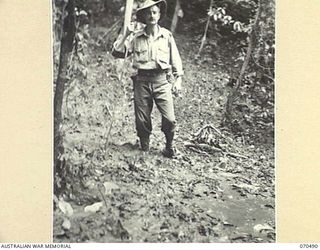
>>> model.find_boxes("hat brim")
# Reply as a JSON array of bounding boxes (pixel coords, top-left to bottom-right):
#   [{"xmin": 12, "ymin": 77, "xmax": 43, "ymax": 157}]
[{"xmin": 136, "ymin": 0, "xmax": 167, "ymax": 24}]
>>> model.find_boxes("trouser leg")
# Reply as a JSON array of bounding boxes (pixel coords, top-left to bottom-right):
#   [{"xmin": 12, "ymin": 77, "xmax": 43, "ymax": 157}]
[
  {"xmin": 165, "ymin": 132, "xmax": 174, "ymax": 149},
  {"xmin": 153, "ymin": 82, "xmax": 176, "ymax": 149},
  {"xmin": 134, "ymin": 81, "xmax": 153, "ymax": 143}
]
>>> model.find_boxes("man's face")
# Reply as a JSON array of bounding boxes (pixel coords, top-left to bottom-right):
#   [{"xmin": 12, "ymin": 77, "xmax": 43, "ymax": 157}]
[{"xmin": 144, "ymin": 5, "xmax": 161, "ymax": 26}]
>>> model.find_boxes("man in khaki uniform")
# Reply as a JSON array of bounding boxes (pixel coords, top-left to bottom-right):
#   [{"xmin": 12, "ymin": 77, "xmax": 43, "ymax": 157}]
[{"xmin": 112, "ymin": 0, "xmax": 183, "ymax": 158}]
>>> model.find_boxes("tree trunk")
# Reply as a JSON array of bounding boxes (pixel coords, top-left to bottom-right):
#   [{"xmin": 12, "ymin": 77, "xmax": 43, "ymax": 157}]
[
  {"xmin": 170, "ymin": 0, "xmax": 181, "ymax": 33},
  {"xmin": 198, "ymin": 0, "xmax": 213, "ymax": 55},
  {"xmin": 225, "ymin": 0, "xmax": 261, "ymax": 120},
  {"xmin": 54, "ymin": 0, "xmax": 76, "ymax": 188}
]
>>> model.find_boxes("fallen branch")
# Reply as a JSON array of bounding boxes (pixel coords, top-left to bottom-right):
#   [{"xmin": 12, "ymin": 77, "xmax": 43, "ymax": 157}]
[
  {"xmin": 194, "ymin": 123, "xmax": 225, "ymax": 138},
  {"xmin": 263, "ymin": 73, "xmax": 275, "ymax": 82},
  {"xmin": 185, "ymin": 144, "xmax": 211, "ymax": 157},
  {"xmin": 197, "ymin": 143, "xmax": 223, "ymax": 153},
  {"xmin": 97, "ymin": 184, "xmax": 109, "ymax": 209},
  {"xmin": 184, "ymin": 142, "xmax": 210, "ymax": 156},
  {"xmin": 185, "ymin": 142, "xmax": 248, "ymax": 159},
  {"xmin": 225, "ymin": 152, "xmax": 248, "ymax": 159},
  {"xmin": 185, "ymin": 142, "xmax": 222, "ymax": 153}
]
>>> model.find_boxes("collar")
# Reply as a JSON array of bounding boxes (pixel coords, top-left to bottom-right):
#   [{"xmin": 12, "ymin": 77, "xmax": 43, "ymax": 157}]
[{"xmin": 138, "ymin": 25, "xmax": 166, "ymax": 39}]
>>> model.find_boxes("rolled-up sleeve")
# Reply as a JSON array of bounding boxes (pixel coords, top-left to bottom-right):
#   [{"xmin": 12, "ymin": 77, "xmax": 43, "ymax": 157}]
[
  {"xmin": 112, "ymin": 33, "xmax": 134, "ymax": 58},
  {"xmin": 169, "ymin": 34, "xmax": 184, "ymax": 77}
]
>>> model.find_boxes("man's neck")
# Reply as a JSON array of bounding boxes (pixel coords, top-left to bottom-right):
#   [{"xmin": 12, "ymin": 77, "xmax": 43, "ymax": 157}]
[{"xmin": 146, "ymin": 24, "xmax": 159, "ymax": 37}]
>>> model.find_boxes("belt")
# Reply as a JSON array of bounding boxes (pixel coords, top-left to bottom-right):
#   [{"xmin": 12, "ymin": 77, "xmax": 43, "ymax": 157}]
[{"xmin": 137, "ymin": 69, "xmax": 168, "ymax": 77}]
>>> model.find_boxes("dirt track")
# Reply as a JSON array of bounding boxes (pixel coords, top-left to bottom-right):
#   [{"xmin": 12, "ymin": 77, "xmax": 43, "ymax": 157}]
[{"xmin": 53, "ymin": 31, "xmax": 275, "ymax": 243}]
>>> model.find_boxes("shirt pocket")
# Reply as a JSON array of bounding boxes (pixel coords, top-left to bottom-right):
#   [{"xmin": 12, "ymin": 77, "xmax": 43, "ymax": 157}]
[
  {"xmin": 157, "ymin": 46, "xmax": 170, "ymax": 64},
  {"xmin": 134, "ymin": 46, "xmax": 148, "ymax": 63}
]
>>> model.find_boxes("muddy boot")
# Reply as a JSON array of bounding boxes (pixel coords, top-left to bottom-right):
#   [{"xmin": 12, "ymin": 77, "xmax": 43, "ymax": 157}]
[
  {"xmin": 139, "ymin": 136, "xmax": 150, "ymax": 152},
  {"xmin": 162, "ymin": 132, "xmax": 175, "ymax": 158}
]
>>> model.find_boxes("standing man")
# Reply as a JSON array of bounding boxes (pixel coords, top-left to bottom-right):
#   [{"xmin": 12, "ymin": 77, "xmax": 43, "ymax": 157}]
[{"xmin": 112, "ymin": 0, "xmax": 183, "ymax": 158}]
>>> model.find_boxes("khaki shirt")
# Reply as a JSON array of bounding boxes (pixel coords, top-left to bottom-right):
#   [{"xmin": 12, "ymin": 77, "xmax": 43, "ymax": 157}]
[{"xmin": 113, "ymin": 25, "xmax": 184, "ymax": 77}]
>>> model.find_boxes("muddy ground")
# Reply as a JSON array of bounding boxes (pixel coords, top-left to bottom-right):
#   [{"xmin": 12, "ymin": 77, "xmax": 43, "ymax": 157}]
[{"xmin": 53, "ymin": 28, "xmax": 275, "ymax": 243}]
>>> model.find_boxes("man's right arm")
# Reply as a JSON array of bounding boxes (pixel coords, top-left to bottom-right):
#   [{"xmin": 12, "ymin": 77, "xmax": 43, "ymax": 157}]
[{"xmin": 111, "ymin": 29, "xmax": 134, "ymax": 58}]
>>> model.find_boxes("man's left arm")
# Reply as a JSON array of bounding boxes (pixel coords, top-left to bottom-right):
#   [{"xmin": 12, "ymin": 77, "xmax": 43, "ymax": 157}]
[{"xmin": 169, "ymin": 34, "xmax": 183, "ymax": 95}]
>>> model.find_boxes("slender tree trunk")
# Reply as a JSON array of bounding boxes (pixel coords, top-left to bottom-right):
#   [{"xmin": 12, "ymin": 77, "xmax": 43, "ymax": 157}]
[
  {"xmin": 54, "ymin": 0, "xmax": 76, "ymax": 185},
  {"xmin": 170, "ymin": 0, "xmax": 181, "ymax": 33},
  {"xmin": 198, "ymin": 0, "xmax": 213, "ymax": 55},
  {"xmin": 225, "ymin": 0, "xmax": 261, "ymax": 120}
]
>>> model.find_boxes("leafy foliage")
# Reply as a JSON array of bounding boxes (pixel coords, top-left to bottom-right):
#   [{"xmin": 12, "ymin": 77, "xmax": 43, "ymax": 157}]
[
  {"xmin": 179, "ymin": 0, "xmax": 275, "ymax": 141},
  {"xmin": 224, "ymin": 0, "xmax": 275, "ymax": 141}
]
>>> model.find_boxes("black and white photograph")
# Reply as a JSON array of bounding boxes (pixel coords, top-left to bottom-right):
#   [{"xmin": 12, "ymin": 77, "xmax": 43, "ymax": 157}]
[{"xmin": 53, "ymin": 0, "xmax": 275, "ymax": 243}]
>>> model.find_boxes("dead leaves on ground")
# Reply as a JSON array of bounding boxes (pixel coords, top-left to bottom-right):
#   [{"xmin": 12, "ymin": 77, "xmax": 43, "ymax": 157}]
[
  {"xmin": 54, "ymin": 147, "xmax": 274, "ymax": 243},
  {"xmin": 184, "ymin": 124, "xmax": 274, "ymax": 199},
  {"xmin": 53, "ymin": 29, "xmax": 274, "ymax": 243}
]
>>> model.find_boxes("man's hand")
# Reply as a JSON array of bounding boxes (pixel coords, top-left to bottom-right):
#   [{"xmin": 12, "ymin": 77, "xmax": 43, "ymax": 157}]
[
  {"xmin": 172, "ymin": 76, "xmax": 182, "ymax": 97},
  {"xmin": 114, "ymin": 23, "xmax": 135, "ymax": 51},
  {"xmin": 124, "ymin": 22, "xmax": 135, "ymax": 37}
]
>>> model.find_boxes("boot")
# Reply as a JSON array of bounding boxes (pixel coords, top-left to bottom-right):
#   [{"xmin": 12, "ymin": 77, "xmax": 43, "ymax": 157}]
[
  {"xmin": 139, "ymin": 136, "xmax": 150, "ymax": 151},
  {"xmin": 162, "ymin": 132, "xmax": 175, "ymax": 158}
]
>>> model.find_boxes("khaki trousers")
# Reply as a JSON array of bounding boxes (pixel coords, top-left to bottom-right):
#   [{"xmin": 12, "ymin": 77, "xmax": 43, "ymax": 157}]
[{"xmin": 133, "ymin": 73, "xmax": 176, "ymax": 139}]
